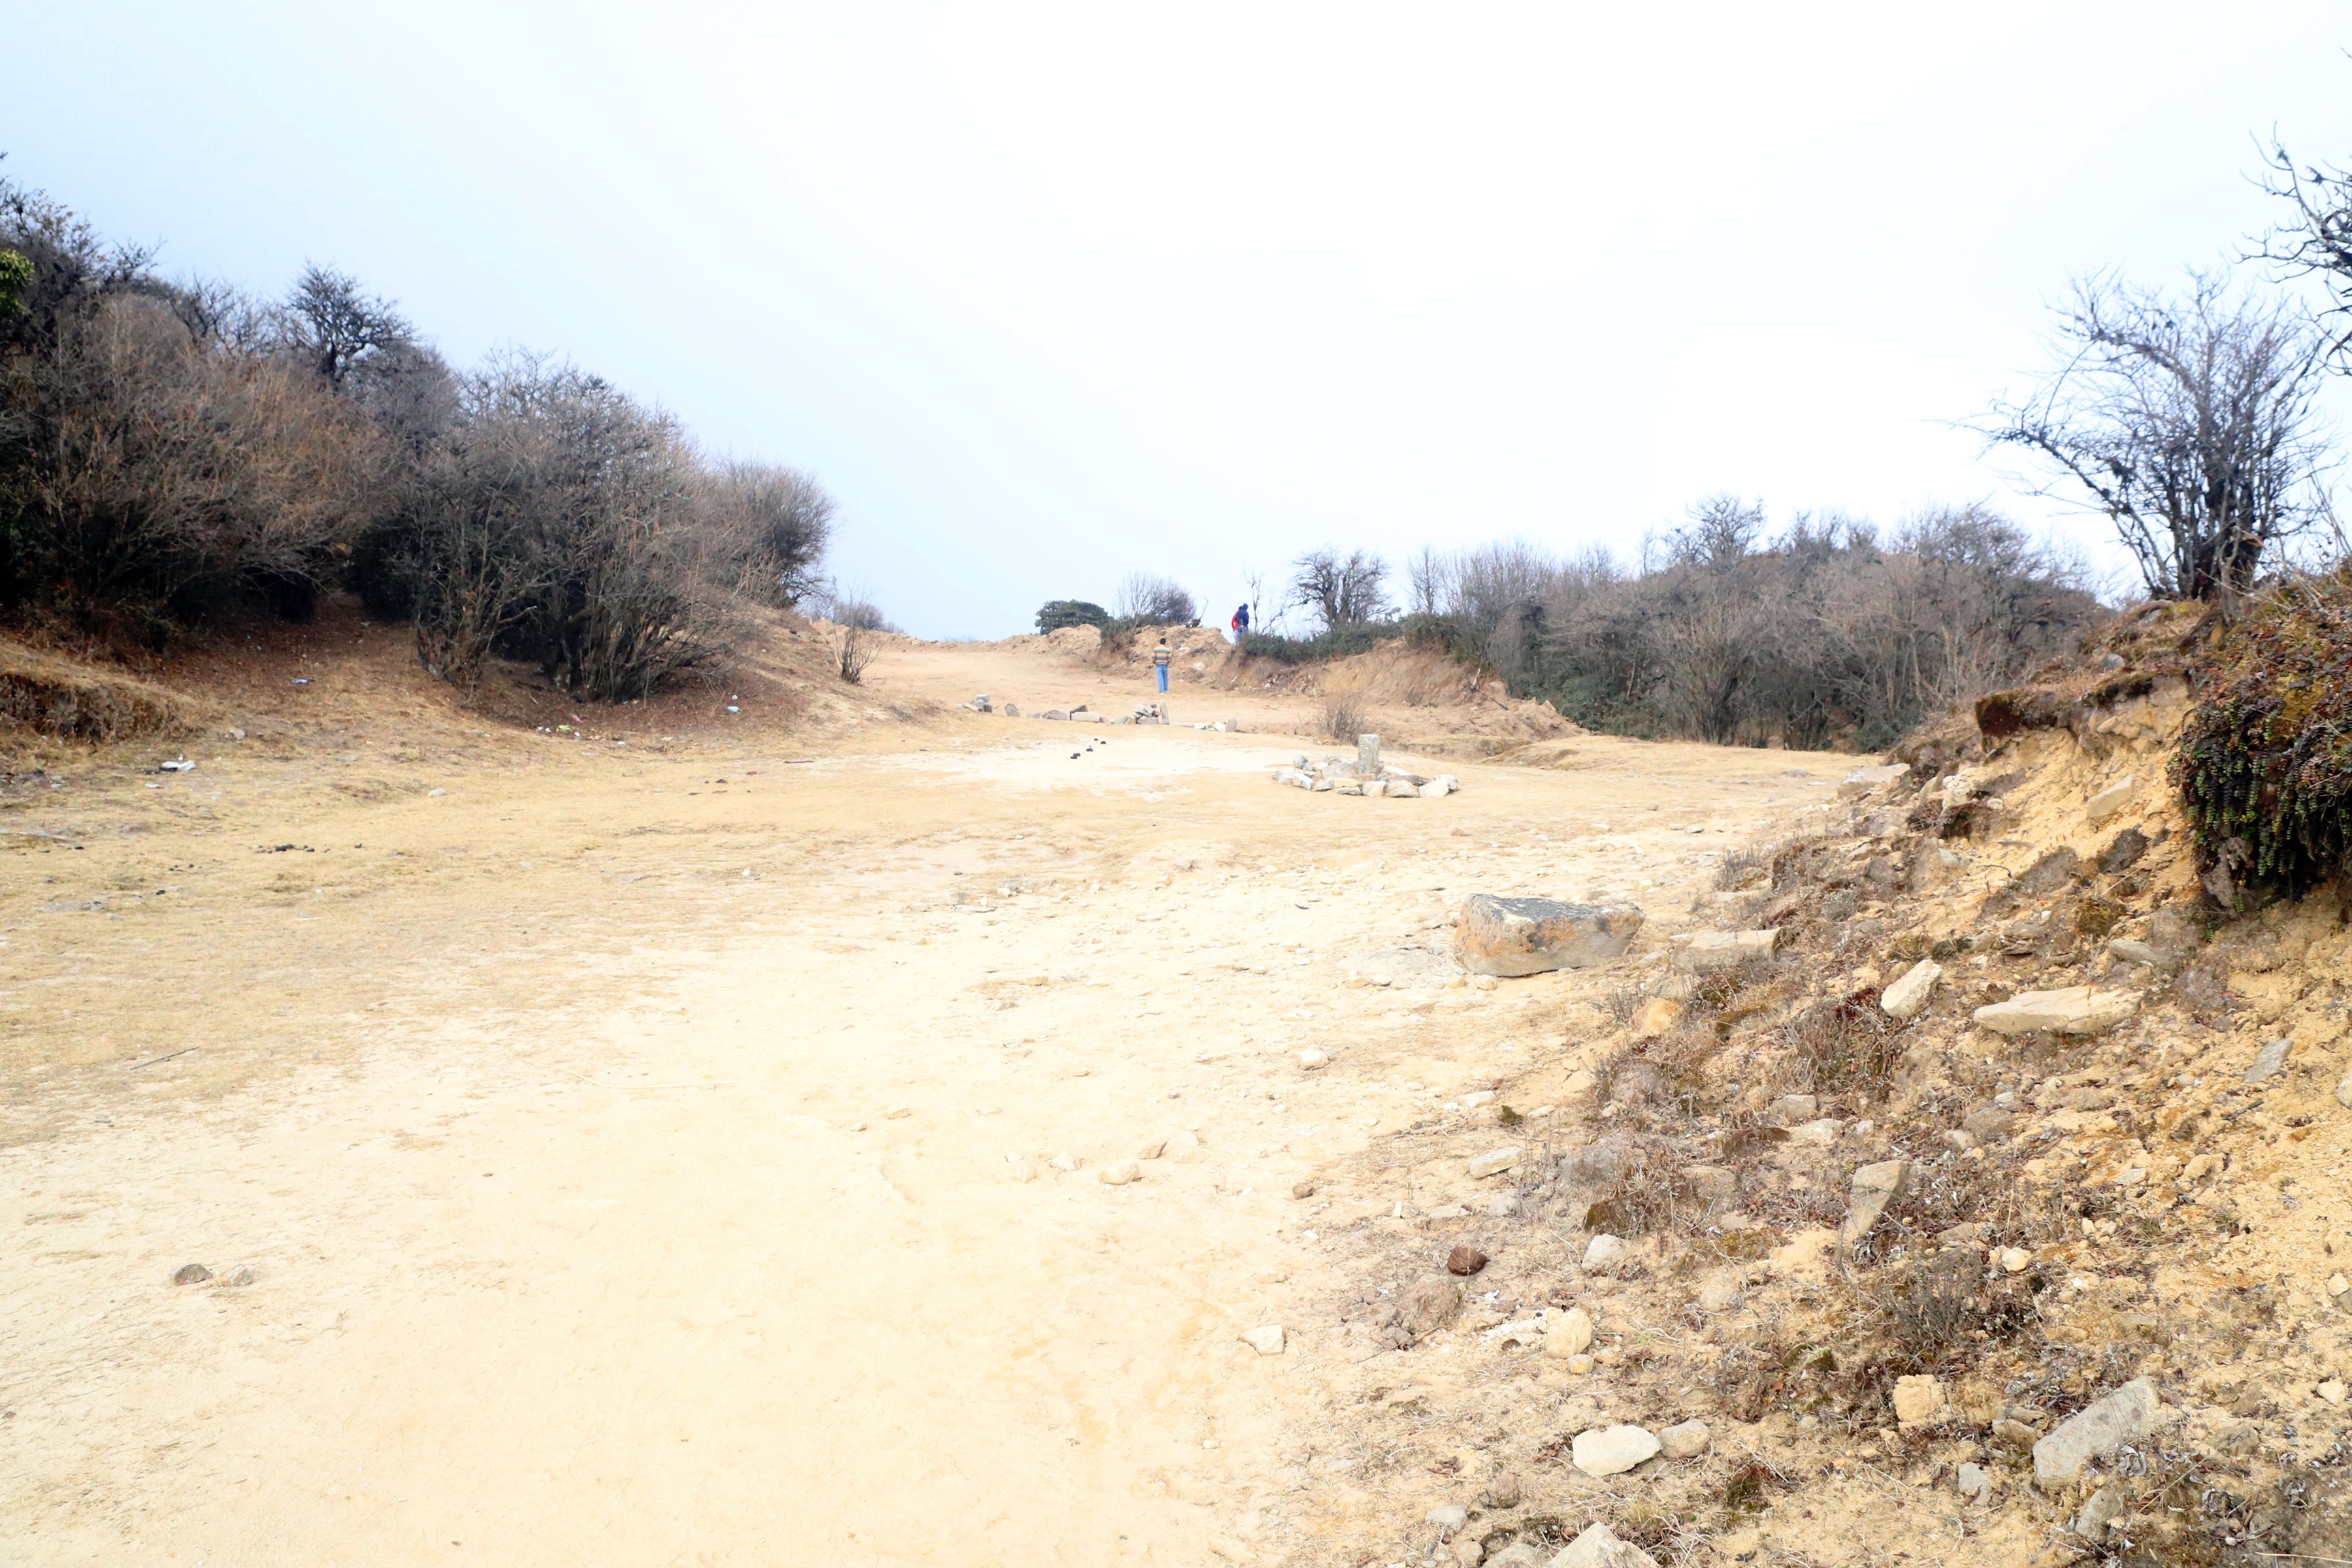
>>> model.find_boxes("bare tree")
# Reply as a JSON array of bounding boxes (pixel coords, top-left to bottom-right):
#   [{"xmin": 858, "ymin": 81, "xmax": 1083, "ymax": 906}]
[
  {"xmin": 1405, "ymin": 544, "xmax": 1447, "ymax": 616},
  {"xmin": 1287, "ymin": 547, "xmax": 1388, "ymax": 631},
  {"xmin": 2260, "ymin": 137, "xmax": 2352, "ymax": 368},
  {"xmin": 1981, "ymin": 270, "xmax": 2332, "ymax": 600},
  {"xmin": 1115, "ymin": 572, "xmax": 1195, "ymax": 625},
  {"xmin": 283, "ymin": 264, "xmax": 414, "ymax": 389}
]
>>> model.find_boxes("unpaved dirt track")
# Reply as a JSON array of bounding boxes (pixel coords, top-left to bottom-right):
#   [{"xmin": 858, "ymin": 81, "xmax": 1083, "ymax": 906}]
[{"xmin": 0, "ymin": 634, "xmax": 1844, "ymax": 1565}]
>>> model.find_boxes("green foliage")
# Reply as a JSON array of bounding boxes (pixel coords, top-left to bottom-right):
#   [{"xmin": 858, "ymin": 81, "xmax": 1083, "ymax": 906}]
[
  {"xmin": 1035, "ymin": 598, "xmax": 1109, "ymax": 633},
  {"xmin": 1239, "ymin": 619, "xmax": 1409, "ymax": 664},
  {"xmin": 2174, "ymin": 570, "xmax": 2352, "ymax": 896},
  {"xmin": 0, "ymin": 248, "xmax": 29, "ymax": 320}
]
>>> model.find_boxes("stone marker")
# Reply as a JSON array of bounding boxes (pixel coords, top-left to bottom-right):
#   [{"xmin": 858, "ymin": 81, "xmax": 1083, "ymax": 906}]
[
  {"xmin": 1972, "ymin": 986, "xmax": 2138, "ymax": 1036},
  {"xmin": 1456, "ymin": 895, "xmax": 1644, "ymax": 977},
  {"xmin": 2033, "ymin": 1377, "xmax": 2175, "ymax": 1488},
  {"xmin": 1658, "ymin": 1419, "xmax": 1711, "ymax": 1459},
  {"xmin": 1240, "ymin": 1324, "xmax": 1285, "ymax": 1355},
  {"xmin": 1358, "ymin": 733, "xmax": 1380, "ymax": 773},
  {"xmin": 1550, "ymin": 1523, "xmax": 1660, "ymax": 1568},
  {"xmin": 2085, "ymin": 773, "xmax": 2137, "ymax": 826},
  {"xmin": 1679, "ymin": 929, "xmax": 1780, "ymax": 972},
  {"xmin": 1840, "ymin": 1159, "xmax": 1911, "ymax": 1247},
  {"xmin": 1880, "ymin": 958, "xmax": 1942, "ymax": 1020},
  {"xmin": 1570, "ymin": 1425, "xmax": 1660, "ymax": 1477}
]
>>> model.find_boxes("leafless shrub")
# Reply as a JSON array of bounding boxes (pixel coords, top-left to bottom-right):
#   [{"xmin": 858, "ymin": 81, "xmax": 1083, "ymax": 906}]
[
  {"xmin": 1785, "ymin": 991, "xmax": 1904, "ymax": 1102},
  {"xmin": 1320, "ymin": 693, "xmax": 1366, "ymax": 741},
  {"xmin": 836, "ymin": 621, "xmax": 877, "ymax": 684}
]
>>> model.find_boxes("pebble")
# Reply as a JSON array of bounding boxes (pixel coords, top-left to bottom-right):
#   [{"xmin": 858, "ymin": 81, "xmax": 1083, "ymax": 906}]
[
  {"xmin": 1998, "ymin": 1247, "xmax": 2033, "ymax": 1273},
  {"xmin": 1583, "ymin": 1233, "xmax": 1627, "ymax": 1269},
  {"xmin": 1426, "ymin": 1505, "xmax": 1469, "ymax": 1531},
  {"xmin": 1658, "ymin": 1418, "xmax": 1710, "ymax": 1458},
  {"xmin": 1292, "ymin": 1180, "xmax": 1316, "ymax": 1199},
  {"xmin": 1241, "ymin": 1324, "xmax": 1284, "ymax": 1355},
  {"xmin": 1447, "ymin": 1245, "xmax": 1489, "ymax": 1277},
  {"xmin": 1137, "ymin": 1137, "xmax": 1168, "ymax": 1159},
  {"xmin": 1569, "ymin": 1424, "xmax": 1659, "ymax": 1477},
  {"xmin": 1298, "ymin": 1048, "xmax": 1330, "ymax": 1070},
  {"xmin": 1099, "ymin": 1160, "xmax": 1142, "ymax": 1186},
  {"xmin": 171, "ymin": 1264, "xmax": 211, "ymax": 1286},
  {"xmin": 225, "ymin": 1266, "xmax": 255, "ymax": 1287},
  {"xmin": 2322, "ymin": 1380, "xmax": 2347, "ymax": 1406},
  {"xmin": 1956, "ymin": 1462, "xmax": 1991, "ymax": 1502}
]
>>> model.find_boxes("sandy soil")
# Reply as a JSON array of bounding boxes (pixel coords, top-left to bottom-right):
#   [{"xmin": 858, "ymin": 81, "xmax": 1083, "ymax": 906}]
[{"xmin": 0, "ymin": 619, "xmax": 1847, "ymax": 1565}]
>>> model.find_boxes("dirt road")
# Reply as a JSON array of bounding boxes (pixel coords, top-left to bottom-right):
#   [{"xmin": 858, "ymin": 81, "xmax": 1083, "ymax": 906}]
[{"xmin": 0, "ymin": 630, "xmax": 1844, "ymax": 1565}]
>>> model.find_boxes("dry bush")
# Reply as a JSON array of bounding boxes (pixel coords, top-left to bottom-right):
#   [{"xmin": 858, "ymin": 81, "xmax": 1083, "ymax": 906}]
[
  {"xmin": 836, "ymin": 621, "xmax": 876, "ymax": 685},
  {"xmin": 1320, "ymin": 693, "xmax": 1367, "ymax": 742},
  {"xmin": 1784, "ymin": 991, "xmax": 1904, "ymax": 1102}
]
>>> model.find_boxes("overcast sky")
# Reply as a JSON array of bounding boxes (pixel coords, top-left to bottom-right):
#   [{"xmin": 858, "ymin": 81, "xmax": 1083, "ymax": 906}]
[{"xmin": 13, "ymin": 3, "xmax": 2352, "ymax": 636}]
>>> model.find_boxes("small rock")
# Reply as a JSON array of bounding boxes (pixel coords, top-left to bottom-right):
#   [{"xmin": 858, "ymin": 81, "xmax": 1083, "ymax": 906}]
[
  {"xmin": 1838, "ymin": 763, "xmax": 1908, "ymax": 798},
  {"xmin": 1564, "ymin": 1352, "xmax": 1595, "ymax": 1374},
  {"xmin": 2246, "ymin": 1038, "xmax": 2292, "ymax": 1086},
  {"xmin": 1549, "ymin": 1523, "xmax": 1659, "ymax": 1568},
  {"xmin": 2033, "ymin": 1376, "xmax": 2176, "ymax": 1488},
  {"xmin": 1999, "ymin": 1247, "xmax": 2033, "ymax": 1273},
  {"xmin": 2106, "ymin": 937, "xmax": 2168, "ymax": 968},
  {"xmin": 2074, "ymin": 1483, "xmax": 2123, "ymax": 1541},
  {"xmin": 1679, "ymin": 928, "xmax": 1780, "ymax": 972},
  {"xmin": 2324, "ymin": 1380, "xmax": 2349, "ymax": 1406},
  {"xmin": 1583, "ymin": 1233, "xmax": 1627, "ymax": 1269},
  {"xmin": 2085, "ymin": 774, "xmax": 2137, "ymax": 826},
  {"xmin": 1658, "ymin": 1418, "xmax": 1710, "ymax": 1458},
  {"xmin": 1100, "ymin": 1160, "xmax": 1142, "ymax": 1185},
  {"xmin": 1992, "ymin": 1417, "xmax": 2040, "ymax": 1450},
  {"xmin": 2337, "ymin": 1072, "xmax": 2352, "ymax": 1110},
  {"xmin": 1298, "ymin": 1048, "xmax": 1330, "ymax": 1070},
  {"xmin": 1880, "ymin": 958, "xmax": 1942, "ymax": 1020},
  {"xmin": 1544, "ymin": 1306, "xmax": 1595, "ymax": 1358},
  {"xmin": 1696, "ymin": 1273, "xmax": 1743, "ymax": 1313},
  {"xmin": 1840, "ymin": 1159, "xmax": 1912, "ymax": 1247},
  {"xmin": 1765, "ymin": 1094, "xmax": 1818, "ymax": 1125},
  {"xmin": 1961, "ymin": 1107, "xmax": 2016, "ymax": 1143},
  {"xmin": 1448, "ymin": 1245, "xmax": 1490, "ymax": 1276},
  {"xmin": 1482, "ymin": 1473, "xmax": 1522, "ymax": 1509},
  {"xmin": 1569, "ymin": 1424, "xmax": 1660, "ymax": 1477},
  {"xmin": 1137, "ymin": 1137, "xmax": 1169, "ymax": 1159},
  {"xmin": 1972, "ymin": 986, "xmax": 2137, "ymax": 1036},
  {"xmin": 172, "ymin": 1263, "xmax": 211, "ymax": 1286},
  {"xmin": 1789, "ymin": 1118, "xmax": 1840, "ymax": 1146},
  {"xmin": 1628, "ymin": 996, "xmax": 1683, "ymax": 1038},
  {"xmin": 1956, "ymin": 1462, "xmax": 1991, "ymax": 1503},
  {"xmin": 1403, "ymin": 1278, "xmax": 1463, "ymax": 1334},
  {"xmin": 1291, "ymin": 1180, "xmax": 1316, "ymax": 1199},
  {"xmin": 1468, "ymin": 1145, "xmax": 1523, "ymax": 1179},
  {"xmin": 1048, "ymin": 1152, "xmax": 1081, "ymax": 1173},
  {"xmin": 1426, "ymin": 1503, "xmax": 1469, "ymax": 1531},
  {"xmin": 1455, "ymin": 894, "xmax": 1644, "ymax": 977},
  {"xmin": 1893, "ymin": 1374, "xmax": 1946, "ymax": 1428},
  {"xmin": 1240, "ymin": 1324, "xmax": 1284, "ymax": 1355},
  {"xmin": 225, "ymin": 1267, "xmax": 254, "ymax": 1287}
]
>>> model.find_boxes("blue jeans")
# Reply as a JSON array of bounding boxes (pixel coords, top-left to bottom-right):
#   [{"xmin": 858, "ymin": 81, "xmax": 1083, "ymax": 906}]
[{"xmin": 1156, "ymin": 665, "xmax": 1169, "ymax": 693}]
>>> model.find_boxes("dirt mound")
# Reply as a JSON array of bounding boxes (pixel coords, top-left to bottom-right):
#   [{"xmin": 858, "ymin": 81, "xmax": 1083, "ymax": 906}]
[{"xmin": 0, "ymin": 640, "xmax": 193, "ymax": 742}]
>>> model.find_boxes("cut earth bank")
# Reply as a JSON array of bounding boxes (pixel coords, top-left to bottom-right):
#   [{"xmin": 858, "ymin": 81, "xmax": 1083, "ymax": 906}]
[{"xmin": 1, "ymin": 621, "xmax": 1850, "ymax": 1566}]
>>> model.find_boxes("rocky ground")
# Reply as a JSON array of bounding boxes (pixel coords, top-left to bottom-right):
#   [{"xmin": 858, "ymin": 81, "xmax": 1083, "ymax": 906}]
[{"xmin": 6, "ymin": 600, "xmax": 2338, "ymax": 1566}]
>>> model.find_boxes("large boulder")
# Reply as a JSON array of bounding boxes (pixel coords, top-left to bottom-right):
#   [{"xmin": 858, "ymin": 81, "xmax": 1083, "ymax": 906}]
[
  {"xmin": 1457, "ymin": 896, "xmax": 1644, "ymax": 977},
  {"xmin": 1972, "ymin": 986, "xmax": 2138, "ymax": 1036}
]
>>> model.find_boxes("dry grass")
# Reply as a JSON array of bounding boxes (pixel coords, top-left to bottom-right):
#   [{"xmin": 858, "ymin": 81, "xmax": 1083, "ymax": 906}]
[
  {"xmin": 0, "ymin": 642, "xmax": 189, "ymax": 742},
  {"xmin": 1320, "ymin": 694, "xmax": 1367, "ymax": 742}
]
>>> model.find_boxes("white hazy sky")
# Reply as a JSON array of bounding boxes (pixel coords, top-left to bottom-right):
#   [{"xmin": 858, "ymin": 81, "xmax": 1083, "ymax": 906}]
[{"xmin": 13, "ymin": 3, "xmax": 2352, "ymax": 635}]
